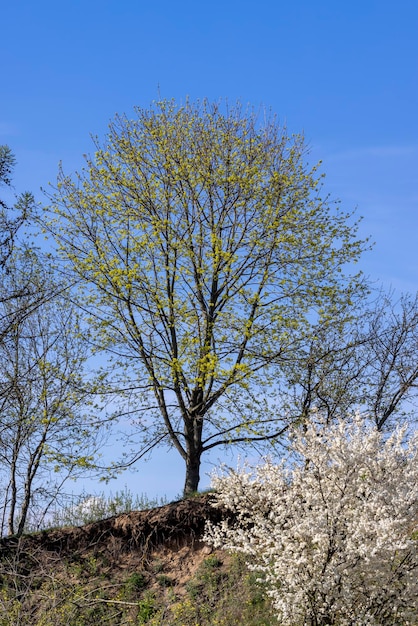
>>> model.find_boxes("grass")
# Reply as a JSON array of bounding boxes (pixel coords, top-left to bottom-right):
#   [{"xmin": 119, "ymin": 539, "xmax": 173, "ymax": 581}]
[{"xmin": 0, "ymin": 550, "xmax": 277, "ymax": 625}]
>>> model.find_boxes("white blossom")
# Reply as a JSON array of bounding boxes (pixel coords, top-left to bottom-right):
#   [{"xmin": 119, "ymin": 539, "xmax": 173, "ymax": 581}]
[{"xmin": 204, "ymin": 415, "xmax": 418, "ymax": 625}]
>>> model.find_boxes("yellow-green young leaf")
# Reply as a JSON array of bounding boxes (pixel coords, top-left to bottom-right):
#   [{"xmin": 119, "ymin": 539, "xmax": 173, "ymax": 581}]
[{"xmin": 44, "ymin": 98, "xmax": 370, "ymax": 495}]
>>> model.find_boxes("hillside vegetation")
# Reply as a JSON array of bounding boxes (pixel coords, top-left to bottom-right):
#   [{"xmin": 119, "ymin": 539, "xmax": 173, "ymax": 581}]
[{"xmin": 0, "ymin": 494, "xmax": 277, "ymax": 625}]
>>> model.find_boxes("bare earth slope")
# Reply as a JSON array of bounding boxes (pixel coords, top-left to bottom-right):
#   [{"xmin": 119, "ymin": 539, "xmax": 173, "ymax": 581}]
[{"xmin": 0, "ymin": 494, "xmax": 275, "ymax": 625}]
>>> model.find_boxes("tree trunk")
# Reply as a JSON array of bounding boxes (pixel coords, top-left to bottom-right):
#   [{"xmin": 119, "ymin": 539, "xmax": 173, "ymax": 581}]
[
  {"xmin": 7, "ymin": 445, "xmax": 19, "ymax": 535},
  {"xmin": 183, "ymin": 454, "xmax": 201, "ymax": 496},
  {"xmin": 17, "ymin": 475, "xmax": 34, "ymax": 537},
  {"xmin": 182, "ymin": 411, "xmax": 204, "ymax": 497}
]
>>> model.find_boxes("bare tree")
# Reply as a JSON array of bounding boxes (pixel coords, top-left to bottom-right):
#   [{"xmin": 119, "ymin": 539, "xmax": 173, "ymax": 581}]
[
  {"xmin": 0, "ymin": 145, "xmax": 33, "ymax": 268},
  {"xmin": 363, "ymin": 291, "xmax": 418, "ymax": 429},
  {"xmin": 0, "ymin": 146, "xmax": 42, "ymax": 348},
  {"xmin": 280, "ymin": 290, "xmax": 418, "ymax": 430},
  {"xmin": 0, "ymin": 252, "xmax": 104, "ymax": 536}
]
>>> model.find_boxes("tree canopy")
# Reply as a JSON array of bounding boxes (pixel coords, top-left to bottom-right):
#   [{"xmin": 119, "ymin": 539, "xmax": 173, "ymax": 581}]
[{"xmin": 47, "ymin": 99, "xmax": 368, "ymax": 494}]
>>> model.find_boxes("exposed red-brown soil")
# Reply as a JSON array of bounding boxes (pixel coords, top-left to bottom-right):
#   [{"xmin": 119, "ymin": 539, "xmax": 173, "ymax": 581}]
[{"xmin": 0, "ymin": 494, "xmax": 229, "ymax": 593}]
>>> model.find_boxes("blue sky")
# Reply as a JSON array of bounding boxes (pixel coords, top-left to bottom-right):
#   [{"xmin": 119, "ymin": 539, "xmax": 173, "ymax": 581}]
[{"xmin": 1, "ymin": 0, "xmax": 418, "ymax": 500}]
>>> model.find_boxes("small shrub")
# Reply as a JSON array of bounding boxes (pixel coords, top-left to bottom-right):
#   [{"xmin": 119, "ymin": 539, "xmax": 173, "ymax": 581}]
[
  {"xmin": 157, "ymin": 574, "xmax": 173, "ymax": 587},
  {"xmin": 136, "ymin": 592, "xmax": 157, "ymax": 624},
  {"xmin": 202, "ymin": 554, "xmax": 222, "ymax": 568},
  {"xmin": 125, "ymin": 571, "xmax": 147, "ymax": 595}
]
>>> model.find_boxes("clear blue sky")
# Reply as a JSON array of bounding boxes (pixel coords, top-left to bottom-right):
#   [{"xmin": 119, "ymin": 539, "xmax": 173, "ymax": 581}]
[{"xmin": 1, "ymin": 0, "xmax": 418, "ymax": 500}]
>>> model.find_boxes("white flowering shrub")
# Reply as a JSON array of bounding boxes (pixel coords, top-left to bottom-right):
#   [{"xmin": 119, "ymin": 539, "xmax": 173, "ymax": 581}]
[{"xmin": 204, "ymin": 416, "xmax": 418, "ymax": 625}]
